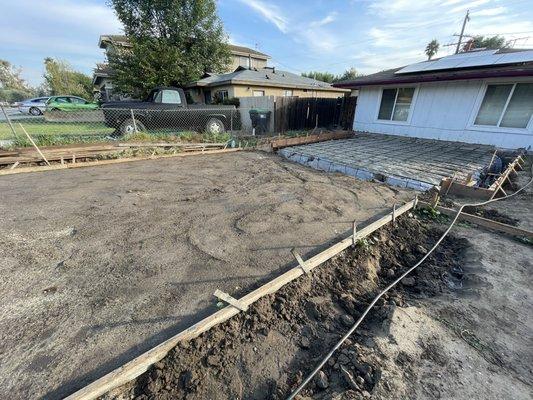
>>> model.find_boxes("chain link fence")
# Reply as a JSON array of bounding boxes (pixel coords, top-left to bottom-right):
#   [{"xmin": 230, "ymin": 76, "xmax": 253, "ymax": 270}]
[{"xmin": 0, "ymin": 105, "xmax": 282, "ymax": 148}]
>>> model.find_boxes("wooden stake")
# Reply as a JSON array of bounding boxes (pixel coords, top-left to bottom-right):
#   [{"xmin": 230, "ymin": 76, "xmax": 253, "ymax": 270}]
[
  {"xmin": 352, "ymin": 221, "xmax": 357, "ymax": 245},
  {"xmin": 213, "ymin": 289, "xmax": 248, "ymax": 312},
  {"xmin": 72, "ymin": 154, "xmax": 76, "ymax": 164},
  {"xmin": 130, "ymin": 109, "xmax": 138, "ymax": 133},
  {"xmin": 291, "ymin": 248, "xmax": 311, "ymax": 274},
  {"xmin": 18, "ymin": 123, "xmax": 51, "ymax": 166},
  {"xmin": 10, "ymin": 161, "xmax": 19, "ymax": 170},
  {"xmin": 392, "ymin": 203, "xmax": 397, "ymax": 225}
]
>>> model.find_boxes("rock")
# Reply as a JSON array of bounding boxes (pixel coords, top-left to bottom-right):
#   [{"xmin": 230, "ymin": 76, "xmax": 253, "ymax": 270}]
[
  {"xmin": 206, "ymin": 355, "xmax": 219, "ymax": 367},
  {"xmin": 340, "ymin": 366, "xmax": 359, "ymax": 390},
  {"xmin": 154, "ymin": 361, "xmax": 165, "ymax": 370},
  {"xmin": 401, "ymin": 277, "xmax": 416, "ymax": 287},
  {"xmin": 362, "ymin": 390, "xmax": 371, "ymax": 398},
  {"xmin": 416, "ymin": 245, "xmax": 428, "ymax": 254},
  {"xmin": 300, "ymin": 337, "xmax": 311, "ymax": 349},
  {"xmin": 356, "ymin": 375, "xmax": 365, "ymax": 386},
  {"xmin": 315, "ymin": 371, "xmax": 329, "ymax": 389},
  {"xmin": 353, "ymin": 361, "xmax": 372, "ymax": 375},
  {"xmin": 386, "ymin": 268, "xmax": 395, "ymax": 278},
  {"xmin": 341, "ymin": 314, "xmax": 355, "ymax": 327},
  {"xmin": 337, "ymin": 353, "xmax": 350, "ymax": 365}
]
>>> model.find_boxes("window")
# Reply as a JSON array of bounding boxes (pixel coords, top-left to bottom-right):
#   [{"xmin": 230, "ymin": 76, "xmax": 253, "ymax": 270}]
[
  {"xmin": 155, "ymin": 90, "xmax": 182, "ymax": 104},
  {"xmin": 239, "ymin": 56, "xmax": 251, "ymax": 68},
  {"xmin": 378, "ymin": 87, "xmax": 415, "ymax": 122},
  {"xmin": 253, "ymin": 90, "xmax": 265, "ymax": 97},
  {"xmin": 55, "ymin": 97, "xmax": 70, "ymax": 103},
  {"xmin": 475, "ymin": 83, "xmax": 533, "ymax": 129},
  {"xmin": 283, "ymin": 90, "xmax": 293, "ymax": 97},
  {"xmin": 217, "ymin": 90, "xmax": 229, "ymax": 100},
  {"xmin": 69, "ymin": 97, "xmax": 87, "ymax": 104}
]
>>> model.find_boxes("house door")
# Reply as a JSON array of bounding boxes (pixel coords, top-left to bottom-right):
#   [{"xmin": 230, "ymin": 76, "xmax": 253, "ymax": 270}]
[{"xmin": 204, "ymin": 90, "xmax": 212, "ymax": 104}]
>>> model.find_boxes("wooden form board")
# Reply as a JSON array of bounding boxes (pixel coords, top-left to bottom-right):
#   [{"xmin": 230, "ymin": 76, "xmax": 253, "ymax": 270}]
[
  {"xmin": 421, "ymin": 202, "xmax": 533, "ymax": 240},
  {"xmin": 65, "ymin": 199, "xmax": 417, "ymax": 400},
  {"xmin": 439, "ymin": 154, "xmax": 523, "ymax": 200},
  {"xmin": 271, "ymin": 131, "xmax": 354, "ymax": 150},
  {"xmin": 0, "ymin": 148, "xmax": 242, "ymax": 176}
]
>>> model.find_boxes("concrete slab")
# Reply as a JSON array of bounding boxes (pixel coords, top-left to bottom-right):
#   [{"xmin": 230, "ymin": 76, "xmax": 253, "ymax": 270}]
[{"xmin": 279, "ymin": 132, "xmax": 495, "ymax": 190}]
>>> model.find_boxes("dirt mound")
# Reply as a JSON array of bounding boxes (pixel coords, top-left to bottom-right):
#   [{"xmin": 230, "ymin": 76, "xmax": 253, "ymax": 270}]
[
  {"xmin": 463, "ymin": 206, "xmax": 519, "ymax": 226},
  {"xmin": 104, "ymin": 216, "xmax": 468, "ymax": 400}
]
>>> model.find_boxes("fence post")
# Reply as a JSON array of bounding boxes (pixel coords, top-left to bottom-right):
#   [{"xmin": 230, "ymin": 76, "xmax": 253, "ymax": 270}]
[
  {"xmin": 230, "ymin": 108, "xmax": 234, "ymax": 133},
  {"xmin": 0, "ymin": 103, "xmax": 19, "ymax": 140},
  {"xmin": 130, "ymin": 109, "xmax": 138, "ymax": 133}
]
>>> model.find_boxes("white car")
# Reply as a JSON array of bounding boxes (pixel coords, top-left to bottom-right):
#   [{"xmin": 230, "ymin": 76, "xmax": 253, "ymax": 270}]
[{"xmin": 18, "ymin": 97, "xmax": 50, "ymax": 116}]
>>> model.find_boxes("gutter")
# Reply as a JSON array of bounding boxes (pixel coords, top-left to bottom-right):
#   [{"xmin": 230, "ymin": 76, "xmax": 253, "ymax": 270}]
[{"xmin": 334, "ymin": 68, "xmax": 533, "ymax": 89}]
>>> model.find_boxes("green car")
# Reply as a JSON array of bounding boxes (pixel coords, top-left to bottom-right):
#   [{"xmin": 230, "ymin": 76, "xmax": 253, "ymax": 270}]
[{"xmin": 46, "ymin": 96, "xmax": 99, "ymax": 112}]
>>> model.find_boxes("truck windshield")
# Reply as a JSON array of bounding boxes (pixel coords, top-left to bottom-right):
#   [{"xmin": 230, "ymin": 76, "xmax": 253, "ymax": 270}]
[{"xmin": 154, "ymin": 90, "xmax": 182, "ymax": 105}]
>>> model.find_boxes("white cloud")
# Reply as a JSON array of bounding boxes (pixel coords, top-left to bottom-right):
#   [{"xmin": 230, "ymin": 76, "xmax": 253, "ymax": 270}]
[
  {"xmin": 471, "ymin": 6, "xmax": 507, "ymax": 16},
  {"xmin": 241, "ymin": 0, "xmax": 288, "ymax": 33},
  {"xmin": 450, "ymin": 0, "xmax": 491, "ymax": 14}
]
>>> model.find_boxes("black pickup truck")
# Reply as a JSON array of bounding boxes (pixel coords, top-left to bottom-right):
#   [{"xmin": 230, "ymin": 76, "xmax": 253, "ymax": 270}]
[{"xmin": 101, "ymin": 87, "xmax": 240, "ymax": 135}]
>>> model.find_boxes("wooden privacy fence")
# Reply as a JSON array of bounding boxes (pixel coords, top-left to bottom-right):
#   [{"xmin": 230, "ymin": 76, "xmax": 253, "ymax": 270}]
[{"xmin": 274, "ymin": 96, "xmax": 356, "ymax": 133}]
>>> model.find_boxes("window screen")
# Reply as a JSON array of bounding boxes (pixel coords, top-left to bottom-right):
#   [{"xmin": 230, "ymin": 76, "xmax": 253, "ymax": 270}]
[
  {"xmin": 475, "ymin": 85, "xmax": 512, "ymax": 126},
  {"xmin": 500, "ymin": 83, "xmax": 533, "ymax": 128},
  {"xmin": 475, "ymin": 83, "xmax": 533, "ymax": 129},
  {"xmin": 378, "ymin": 88, "xmax": 414, "ymax": 121}
]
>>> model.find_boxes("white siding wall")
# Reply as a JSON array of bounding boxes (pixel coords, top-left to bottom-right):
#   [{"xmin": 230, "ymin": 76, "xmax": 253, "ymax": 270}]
[{"xmin": 354, "ymin": 78, "xmax": 533, "ymax": 149}]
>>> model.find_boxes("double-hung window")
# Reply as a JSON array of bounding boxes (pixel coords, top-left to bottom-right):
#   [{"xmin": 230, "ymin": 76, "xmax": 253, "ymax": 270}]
[
  {"xmin": 378, "ymin": 87, "xmax": 415, "ymax": 122},
  {"xmin": 474, "ymin": 83, "xmax": 533, "ymax": 129}
]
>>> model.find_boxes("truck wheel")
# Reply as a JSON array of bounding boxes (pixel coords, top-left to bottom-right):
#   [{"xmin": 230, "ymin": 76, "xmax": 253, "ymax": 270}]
[
  {"xmin": 205, "ymin": 118, "xmax": 225, "ymax": 135},
  {"xmin": 118, "ymin": 118, "xmax": 146, "ymax": 136}
]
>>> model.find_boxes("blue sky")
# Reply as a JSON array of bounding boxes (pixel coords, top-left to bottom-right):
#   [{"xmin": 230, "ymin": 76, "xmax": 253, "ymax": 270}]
[{"xmin": 1, "ymin": 0, "xmax": 532, "ymax": 86}]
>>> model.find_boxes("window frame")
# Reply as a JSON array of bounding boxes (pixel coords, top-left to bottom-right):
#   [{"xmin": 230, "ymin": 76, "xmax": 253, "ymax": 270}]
[
  {"xmin": 469, "ymin": 81, "xmax": 533, "ymax": 133},
  {"xmin": 283, "ymin": 90, "xmax": 294, "ymax": 97},
  {"xmin": 253, "ymin": 90, "xmax": 265, "ymax": 97},
  {"xmin": 374, "ymin": 85, "xmax": 418, "ymax": 125}
]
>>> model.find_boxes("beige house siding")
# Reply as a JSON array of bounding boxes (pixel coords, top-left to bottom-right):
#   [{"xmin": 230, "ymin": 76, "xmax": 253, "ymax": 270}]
[
  {"xmin": 231, "ymin": 85, "xmax": 344, "ymax": 98},
  {"xmin": 189, "ymin": 84, "xmax": 346, "ymax": 103},
  {"xmin": 229, "ymin": 56, "xmax": 268, "ymax": 71}
]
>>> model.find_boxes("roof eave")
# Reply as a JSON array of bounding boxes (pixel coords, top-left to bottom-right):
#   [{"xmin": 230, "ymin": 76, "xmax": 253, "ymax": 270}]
[{"xmin": 334, "ymin": 68, "xmax": 533, "ymax": 89}]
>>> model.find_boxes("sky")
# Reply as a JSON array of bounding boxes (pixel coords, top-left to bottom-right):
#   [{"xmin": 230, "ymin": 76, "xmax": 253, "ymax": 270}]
[{"xmin": 1, "ymin": 0, "xmax": 533, "ymax": 87}]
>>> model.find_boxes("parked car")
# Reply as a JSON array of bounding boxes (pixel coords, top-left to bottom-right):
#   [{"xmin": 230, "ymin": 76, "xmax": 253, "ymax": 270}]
[
  {"xmin": 46, "ymin": 96, "xmax": 99, "ymax": 112},
  {"xmin": 101, "ymin": 87, "xmax": 240, "ymax": 135},
  {"xmin": 18, "ymin": 97, "xmax": 50, "ymax": 116}
]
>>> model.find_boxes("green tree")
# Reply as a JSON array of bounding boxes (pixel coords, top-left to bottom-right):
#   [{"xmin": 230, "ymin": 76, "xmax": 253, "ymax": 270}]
[
  {"xmin": 463, "ymin": 35, "xmax": 507, "ymax": 51},
  {"xmin": 301, "ymin": 71, "xmax": 336, "ymax": 83},
  {"xmin": 108, "ymin": 0, "xmax": 230, "ymax": 97},
  {"xmin": 43, "ymin": 58, "xmax": 93, "ymax": 99},
  {"xmin": 0, "ymin": 59, "xmax": 34, "ymax": 102},
  {"xmin": 335, "ymin": 67, "xmax": 361, "ymax": 82},
  {"xmin": 425, "ymin": 39, "xmax": 440, "ymax": 60}
]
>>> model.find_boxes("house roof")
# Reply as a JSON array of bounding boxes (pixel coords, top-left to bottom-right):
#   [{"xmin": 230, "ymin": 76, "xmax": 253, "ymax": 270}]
[
  {"xmin": 335, "ymin": 48, "xmax": 533, "ymax": 88},
  {"xmin": 98, "ymin": 35, "xmax": 270, "ymax": 59},
  {"xmin": 187, "ymin": 67, "xmax": 349, "ymax": 92}
]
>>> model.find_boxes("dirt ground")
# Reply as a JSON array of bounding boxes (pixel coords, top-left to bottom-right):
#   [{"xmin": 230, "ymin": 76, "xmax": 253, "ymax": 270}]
[
  {"xmin": 105, "ymin": 171, "xmax": 532, "ymax": 400},
  {"xmin": 0, "ymin": 151, "xmax": 412, "ymax": 399}
]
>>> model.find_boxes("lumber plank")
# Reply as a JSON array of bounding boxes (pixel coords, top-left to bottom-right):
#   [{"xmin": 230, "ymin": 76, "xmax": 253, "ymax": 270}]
[
  {"xmin": 439, "ymin": 178, "xmax": 493, "ymax": 200},
  {"xmin": 420, "ymin": 202, "xmax": 533, "ymax": 240},
  {"xmin": 65, "ymin": 198, "xmax": 416, "ymax": 400},
  {"xmin": 117, "ymin": 142, "xmax": 226, "ymax": 148},
  {"xmin": 271, "ymin": 131, "xmax": 353, "ymax": 150},
  {"xmin": 0, "ymin": 148, "xmax": 242, "ymax": 176}
]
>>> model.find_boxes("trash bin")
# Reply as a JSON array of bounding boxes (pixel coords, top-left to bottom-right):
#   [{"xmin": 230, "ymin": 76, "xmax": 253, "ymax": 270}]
[{"xmin": 249, "ymin": 109, "xmax": 271, "ymax": 135}]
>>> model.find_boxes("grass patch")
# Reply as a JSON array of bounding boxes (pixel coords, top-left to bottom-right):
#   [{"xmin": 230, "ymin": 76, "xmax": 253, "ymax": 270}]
[{"xmin": 0, "ymin": 121, "xmax": 114, "ymax": 140}]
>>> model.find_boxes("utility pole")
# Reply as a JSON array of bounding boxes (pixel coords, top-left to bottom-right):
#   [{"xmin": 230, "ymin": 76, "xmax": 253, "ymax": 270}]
[{"xmin": 455, "ymin": 10, "xmax": 470, "ymax": 54}]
